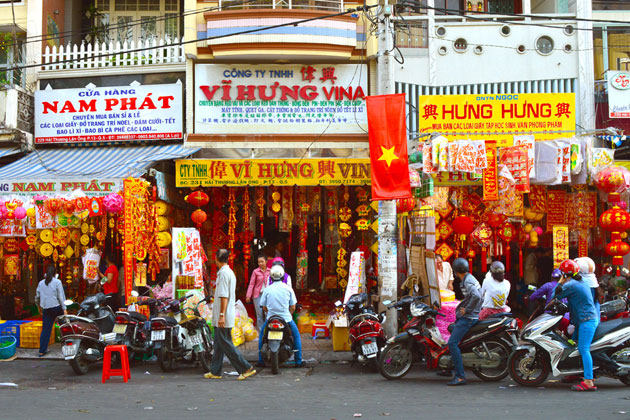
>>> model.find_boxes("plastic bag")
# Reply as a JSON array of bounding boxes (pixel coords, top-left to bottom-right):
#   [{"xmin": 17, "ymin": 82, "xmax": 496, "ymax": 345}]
[
  {"xmin": 235, "ymin": 299, "xmax": 248, "ymax": 322},
  {"xmin": 231, "ymin": 326, "xmax": 244, "ymax": 347},
  {"xmin": 82, "ymin": 248, "xmax": 101, "ymax": 283},
  {"xmin": 242, "ymin": 321, "xmax": 258, "ymax": 342}
]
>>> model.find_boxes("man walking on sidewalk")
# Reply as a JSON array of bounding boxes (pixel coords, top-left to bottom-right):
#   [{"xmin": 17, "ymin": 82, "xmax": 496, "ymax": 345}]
[{"xmin": 204, "ymin": 249, "xmax": 257, "ymax": 381}]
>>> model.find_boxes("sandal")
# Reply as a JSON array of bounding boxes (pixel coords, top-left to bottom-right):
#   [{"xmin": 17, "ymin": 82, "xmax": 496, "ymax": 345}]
[{"xmin": 571, "ymin": 380, "xmax": 597, "ymax": 392}]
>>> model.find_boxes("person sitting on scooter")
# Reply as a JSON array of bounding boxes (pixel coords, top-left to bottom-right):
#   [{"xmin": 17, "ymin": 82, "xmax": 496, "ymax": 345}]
[
  {"xmin": 479, "ymin": 261, "xmax": 511, "ymax": 320},
  {"xmin": 445, "ymin": 258, "xmax": 482, "ymax": 386},
  {"xmin": 256, "ymin": 265, "xmax": 304, "ymax": 368},
  {"xmin": 530, "ymin": 269, "xmax": 570, "ymax": 333},
  {"xmin": 268, "ymin": 257, "xmax": 293, "ymax": 291},
  {"xmin": 554, "ymin": 259, "xmax": 599, "ymax": 392}
]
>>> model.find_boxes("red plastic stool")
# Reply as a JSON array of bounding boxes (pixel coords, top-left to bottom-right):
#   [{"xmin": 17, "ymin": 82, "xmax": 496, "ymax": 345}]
[
  {"xmin": 312, "ymin": 322, "xmax": 330, "ymax": 340},
  {"xmin": 102, "ymin": 345, "xmax": 131, "ymax": 383}
]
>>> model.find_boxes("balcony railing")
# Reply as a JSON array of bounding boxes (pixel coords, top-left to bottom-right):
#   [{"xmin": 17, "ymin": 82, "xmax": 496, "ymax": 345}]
[
  {"xmin": 41, "ymin": 37, "xmax": 185, "ymax": 72},
  {"xmin": 218, "ymin": 0, "xmax": 345, "ymax": 12},
  {"xmin": 396, "ymin": 22, "xmax": 428, "ymax": 49}
]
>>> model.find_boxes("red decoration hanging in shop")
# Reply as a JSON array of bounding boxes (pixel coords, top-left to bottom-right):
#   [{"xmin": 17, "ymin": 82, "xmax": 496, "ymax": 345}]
[
  {"xmin": 437, "ymin": 221, "xmax": 454, "ymax": 241},
  {"xmin": 191, "ymin": 209, "xmax": 207, "ymax": 229},
  {"xmin": 396, "ymin": 197, "xmax": 416, "ymax": 213},
  {"xmin": 271, "ymin": 188, "xmax": 281, "ymax": 228},
  {"xmin": 472, "ymin": 222, "xmax": 493, "ymax": 272},
  {"xmin": 594, "ymin": 165, "xmax": 630, "ymax": 202},
  {"xmin": 242, "ymin": 188, "xmax": 252, "ymax": 277},
  {"xmin": 606, "ymin": 240, "xmax": 630, "ymax": 265},
  {"xmin": 256, "ymin": 187, "xmax": 266, "ymax": 237},
  {"xmin": 435, "ymin": 243, "xmax": 454, "ymax": 262},
  {"xmin": 467, "ymin": 249, "xmax": 476, "ymax": 273},
  {"xmin": 497, "ymin": 222, "xmax": 517, "ymax": 273},
  {"xmin": 600, "ymin": 207, "xmax": 630, "ymax": 237},
  {"xmin": 186, "ymin": 190, "xmax": 210, "ymax": 207},
  {"xmin": 452, "ymin": 215, "xmax": 474, "ymax": 254},
  {"xmin": 227, "ymin": 188, "xmax": 237, "ymax": 266}
]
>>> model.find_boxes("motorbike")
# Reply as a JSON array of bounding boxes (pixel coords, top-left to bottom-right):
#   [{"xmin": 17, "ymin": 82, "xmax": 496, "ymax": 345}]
[
  {"xmin": 113, "ymin": 296, "xmax": 170, "ymax": 364},
  {"xmin": 508, "ymin": 299, "xmax": 630, "ymax": 386},
  {"xmin": 150, "ymin": 294, "xmax": 213, "ymax": 372},
  {"xmin": 57, "ymin": 293, "xmax": 117, "ymax": 375},
  {"xmin": 343, "ymin": 292, "xmax": 387, "ymax": 368},
  {"xmin": 260, "ymin": 315, "xmax": 296, "ymax": 374},
  {"xmin": 377, "ymin": 295, "xmax": 518, "ymax": 382},
  {"xmin": 600, "ymin": 289, "xmax": 630, "ymax": 322}
]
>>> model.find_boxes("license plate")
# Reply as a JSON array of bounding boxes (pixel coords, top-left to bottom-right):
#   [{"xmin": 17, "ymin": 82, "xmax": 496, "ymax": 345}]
[
  {"xmin": 268, "ymin": 331, "xmax": 283, "ymax": 340},
  {"xmin": 362, "ymin": 342, "xmax": 378, "ymax": 357},
  {"xmin": 189, "ymin": 334, "xmax": 203, "ymax": 346},
  {"xmin": 62, "ymin": 343, "xmax": 78, "ymax": 357},
  {"xmin": 151, "ymin": 330, "xmax": 165, "ymax": 341},
  {"xmin": 113, "ymin": 324, "xmax": 127, "ymax": 334}
]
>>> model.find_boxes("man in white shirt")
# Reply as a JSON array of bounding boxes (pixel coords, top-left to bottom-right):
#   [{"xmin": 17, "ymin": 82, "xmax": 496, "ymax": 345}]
[{"xmin": 436, "ymin": 254, "xmax": 454, "ymax": 291}]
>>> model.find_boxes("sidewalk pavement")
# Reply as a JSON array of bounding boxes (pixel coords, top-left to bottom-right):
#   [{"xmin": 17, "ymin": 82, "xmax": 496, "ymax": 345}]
[{"xmin": 16, "ymin": 333, "xmax": 352, "ymax": 363}]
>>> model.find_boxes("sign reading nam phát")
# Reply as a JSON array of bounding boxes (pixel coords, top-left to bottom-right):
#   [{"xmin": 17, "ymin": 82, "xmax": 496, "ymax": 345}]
[
  {"xmin": 194, "ymin": 64, "xmax": 368, "ymax": 135},
  {"xmin": 35, "ymin": 83, "xmax": 183, "ymax": 144},
  {"xmin": 418, "ymin": 93, "xmax": 576, "ymax": 142},
  {"xmin": 0, "ymin": 179, "xmax": 120, "ymax": 197},
  {"xmin": 176, "ymin": 159, "xmax": 371, "ymax": 187}
]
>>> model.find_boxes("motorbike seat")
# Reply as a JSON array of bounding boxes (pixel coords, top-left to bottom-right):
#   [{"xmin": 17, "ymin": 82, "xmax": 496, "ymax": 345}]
[
  {"xmin": 163, "ymin": 316, "xmax": 178, "ymax": 325},
  {"xmin": 593, "ymin": 318, "xmax": 630, "ymax": 341},
  {"xmin": 447, "ymin": 318, "xmax": 504, "ymax": 335},
  {"xmin": 128, "ymin": 311, "xmax": 148, "ymax": 322},
  {"xmin": 486, "ymin": 312, "xmax": 513, "ymax": 319}
]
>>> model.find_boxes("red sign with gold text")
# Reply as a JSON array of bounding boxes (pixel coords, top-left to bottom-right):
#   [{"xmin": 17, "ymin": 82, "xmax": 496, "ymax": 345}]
[
  {"xmin": 499, "ymin": 145, "xmax": 530, "ymax": 193},
  {"xmin": 546, "ymin": 190, "xmax": 567, "ymax": 232},
  {"xmin": 483, "ymin": 142, "xmax": 498, "ymax": 201}
]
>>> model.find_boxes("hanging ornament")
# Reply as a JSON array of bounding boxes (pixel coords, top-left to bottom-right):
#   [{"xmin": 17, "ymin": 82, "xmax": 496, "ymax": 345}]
[
  {"xmin": 185, "ymin": 190, "xmax": 210, "ymax": 207},
  {"xmin": 497, "ymin": 222, "xmax": 517, "ymax": 272},
  {"xmin": 472, "ymin": 222, "xmax": 493, "ymax": 272},
  {"xmin": 593, "ymin": 165, "xmax": 630, "ymax": 202},
  {"xmin": 437, "ymin": 221, "xmax": 454, "ymax": 241},
  {"xmin": 227, "ymin": 188, "xmax": 237, "ymax": 266},
  {"xmin": 191, "ymin": 209, "xmax": 207, "ymax": 229},
  {"xmin": 435, "ymin": 243, "xmax": 454, "ymax": 261},
  {"xmin": 452, "ymin": 215, "xmax": 474, "ymax": 255},
  {"xmin": 256, "ymin": 187, "xmax": 266, "ymax": 236},
  {"xmin": 242, "ymin": 188, "xmax": 252, "ymax": 275},
  {"xmin": 271, "ymin": 187, "xmax": 281, "ymax": 228},
  {"xmin": 339, "ymin": 206, "xmax": 352, "ymax": 222},
  {"xmin": 103, "ymin": 193, "xmax": 123, "ymax": 214}
]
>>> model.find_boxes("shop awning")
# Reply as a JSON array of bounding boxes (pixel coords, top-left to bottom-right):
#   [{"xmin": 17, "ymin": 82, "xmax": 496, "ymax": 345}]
[
  {"xmin": 0, "ymin": 146, "xmax": 22, "ymax": 158},
  {"xmin": 0, "ymin": 144, "xmax": 199, "ymax": 179}
]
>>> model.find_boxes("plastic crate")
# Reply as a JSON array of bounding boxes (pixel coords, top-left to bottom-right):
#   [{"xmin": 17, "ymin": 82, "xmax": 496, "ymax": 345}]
[
  {"xmin": 0, "ymin": 320, "xmax": 30, "ymax": 345},
  {"xmin": 176, "ymin": 289, "xmax": 197, "ymax": 299},
  {"xmin": 19, "ymin": 321, "xmax": 54, "ymax": 349}
]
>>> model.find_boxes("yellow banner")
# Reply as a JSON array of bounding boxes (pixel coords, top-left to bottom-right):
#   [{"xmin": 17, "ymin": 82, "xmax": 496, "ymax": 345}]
[
  {"xmin": 552, "ymin": 225, "xmax": 569, "ymax": 268},
  {"xmin": 418, "ymin": 93, "xmax": 576, "ymax": 145},
  {"xmin": 176, "ymin": 159, "xmax": 371, "ymax": 187},
  {"xmin": 432, "ymin": 171, "xmax": 482, "ymax": 186}
]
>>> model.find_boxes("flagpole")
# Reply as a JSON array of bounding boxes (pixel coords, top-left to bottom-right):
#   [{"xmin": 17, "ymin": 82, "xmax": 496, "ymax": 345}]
[{"xmin": 376, "ymin": 0, "xmax": 398, "ymax": 338}]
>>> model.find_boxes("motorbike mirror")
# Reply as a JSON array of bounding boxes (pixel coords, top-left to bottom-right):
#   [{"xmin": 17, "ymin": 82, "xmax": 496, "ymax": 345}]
[
  {"xmin": 334, "ymin": 300, "xmax": 343, "ymax": 307},
  {"xmin": 64, "ymin": 299, "xmax": 74, "ymax": 306},
  {"xmin": 131, "ymin": 290, "xmax": 139, "ymax": 297}
]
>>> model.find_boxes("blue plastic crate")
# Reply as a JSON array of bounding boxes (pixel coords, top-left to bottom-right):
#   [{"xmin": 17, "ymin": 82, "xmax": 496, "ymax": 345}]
[{"xmin": 0, "ymin": 320, "xmax": 31, "ymax": 346}]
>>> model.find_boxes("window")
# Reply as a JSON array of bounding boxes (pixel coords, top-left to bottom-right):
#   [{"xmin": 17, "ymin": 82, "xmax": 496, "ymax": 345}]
[
  {"xmin": 535, "ymin": 36, "xmax": 554, "ymax": 55},
  {"xmin": 0, "ymin": 36, "xmax": 25, "ymax": 87},
  {"xmin": 593, "ymin": 1, "xmax": 630, "ymax": 10},
  {"xmin": 96, "ymin": 0, "xmax": 180, "ymax": 42}
]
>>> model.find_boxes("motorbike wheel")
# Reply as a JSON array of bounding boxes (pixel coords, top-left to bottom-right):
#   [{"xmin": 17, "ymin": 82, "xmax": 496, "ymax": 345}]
[
  {"xmin": 197, "ymin": 327, "xmax": 213, "ymax": 373},
  {"xmin": 377, "ymin": 343, "xmax": 413, "ymax": 380},
  {"xmin": 471, "ymin": 339, "xmax": 512, "ymax": 382},
  {"xmin": 270, "ymin": 350, "xmax": 280, "ymax": 375},
  {"xmin": 69, "ymin": 345, "xmax": 90, "ymax": 375},
  {"xmin": 508, "ymin": 348, "xmax": 550, "ymax": 386},
  {"xmin": 158, "ymin": 347, "xmax": 176, "ymax": 372},
  {"xmin": 612, "ymin": 345, "xmax": 630, "ymax": 386}
]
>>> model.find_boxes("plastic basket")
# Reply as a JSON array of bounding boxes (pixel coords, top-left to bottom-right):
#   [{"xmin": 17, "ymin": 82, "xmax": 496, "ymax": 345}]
[
  {"xmin": 19, "ymin": 321, "xmax": 54, "ymax": 349},
  {"xmin": 0, "ymin": 336, "xmax": 17, "ymax": 359},
  {"xmin": 0, "ymin": 320, "xmax": 30, "ymax": 345}
]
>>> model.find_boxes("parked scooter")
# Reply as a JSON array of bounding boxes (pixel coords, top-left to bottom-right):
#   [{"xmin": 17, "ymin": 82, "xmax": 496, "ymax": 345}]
[
  {"xmin": 260, "ymin": 314, "xmax": 296, "ymax": 374},
  {"xmin": 342, "ymin": 292, "xmax": 386, "ymax": 368},
  {"xmin": 57, "ymin": 293, "xmax": 117, "ymax": 375},
  {"xmin": 150, "ymin": 294, "xmax": 213, "ymax": 372},
  {"xmin": 508, "ymin": 299, "xmax": 630, "ymax": 386},
  {"xmin": 377, "ymin": 295, "xmax": 518, "ymax": 381},
  {"xmin": 601, "ymin": 289, "xmax": 630, "ymax": 322},
  {"xmin": 113, "ymin": 295, "xmax": 170, "ymax": 363}
]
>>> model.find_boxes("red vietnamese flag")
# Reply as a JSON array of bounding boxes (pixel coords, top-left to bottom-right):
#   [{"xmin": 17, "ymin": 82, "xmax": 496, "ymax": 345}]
[{"xmin": 367, "ymin": 93, "xmax": 412, "ymax": 200}]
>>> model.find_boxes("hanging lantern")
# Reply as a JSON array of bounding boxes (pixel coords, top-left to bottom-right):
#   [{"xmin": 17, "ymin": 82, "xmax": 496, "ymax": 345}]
[
  {"xmin": 185, "ymin": 190, "xmax": 209, "ymax": 207},
  {"xmin": 396, "ymin": 197, "xmax": 416, "ymax": 213},
  {"xmin": 600, "ymin": 207, "xmax": 630, "ymax": 234},
  {"xmin": 103, "ymin": 193, "xmax": 124, "ymax": 214},
  {"xmin": 605, "ymin": 240, "xmax": 630, "ymax": 265},
  {"xmin": 453, "ymin": 216, "xmax": 474, "ymax": 235},
  {"xmin": 594, "ymin": 165, "xmax": 630, "ymax": 202},
  {"xmin": 191, "ymin": 209, "xmax": 207, "ymax": 229}
]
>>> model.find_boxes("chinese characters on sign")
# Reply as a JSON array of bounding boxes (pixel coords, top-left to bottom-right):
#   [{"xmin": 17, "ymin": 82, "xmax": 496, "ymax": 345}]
[
  {"xmin": 172, "ymin": 228, "xmax": 204, "ymax": 290},
  {"xmin": 499, "ymin": 145, "xmax": 530, "ymax": 193},
  {"xmin": 175, "ymin": 159, "xmax": 371, "ymax": 187},
  {"xmin": 546, "ymin": 190, "xmax": 567, "ymax": 232},
  {"xmin": 418, "ymin": 93, "xmax": 576, "ymax": 142},
  {"xmin": 34, "ymin": 84, "xmax": 183, "ymax": 144},
  {"xmin": 553, "ymin": 225, "xmax": 569, "ymax": 268},
  {"xmin": 483, "ymin": 142, "xmax": 499, "ymax": 201},
  {"xmin": 194, "ymin": 64, "xmax": 368, "ymax": 135}
]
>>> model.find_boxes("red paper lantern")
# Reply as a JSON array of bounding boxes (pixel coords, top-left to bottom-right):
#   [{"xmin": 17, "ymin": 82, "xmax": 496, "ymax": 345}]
[
  {"xmin": 396, "ymin": 197, "xmax": 416, "ymax": 213},
  {"xmin": 452, "ymin": 216, "xmax": 474, "ymax": 235},
  {"xmin": 605, "ymin": 240, "xmax": 630, "ymax": 265},
  {"xmin": 594, "ymin": 165, "xmax": 630, "ymax": 197},
  {"xmin": 186, "ymin": 190, "xmax": 209, "ymax": 207},
  {"xmin": 600, "ymin": 208, "xmax": 630, "ymax": 233},
  {"xmin": 191, "ymin": 209, "xmax": 207, "ymax": 228}
]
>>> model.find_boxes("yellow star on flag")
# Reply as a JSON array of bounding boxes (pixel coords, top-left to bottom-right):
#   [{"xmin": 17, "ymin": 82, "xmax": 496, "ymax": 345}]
[{"xmin": 378, "ymin": 146, "xmax": 400, "ymax": 167}]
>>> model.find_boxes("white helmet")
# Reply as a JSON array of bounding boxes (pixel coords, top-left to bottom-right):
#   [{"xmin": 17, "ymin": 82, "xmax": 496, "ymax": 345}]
[
  {"xmin": 270, "ymin": 265, "xmax": 285, "ymax": 282},
  {"xmin": 574, "ymin": 257, "xmax": 595, "ymax": 274}
]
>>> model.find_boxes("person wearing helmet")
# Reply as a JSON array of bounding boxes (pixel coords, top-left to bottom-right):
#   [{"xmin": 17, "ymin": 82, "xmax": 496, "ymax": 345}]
[
  {"xmin": 478, "ymin": 261, "xmax": 511, "ymax": 320},
  {"xmin": 574, "ymin": 257, "xmax": 602, "ymax": 317},
  {"xmin": 257, "ymin": 264, "xmax": 303, "ymax": 368},
  {"xmin": 445, "ymin": 257, "xmax": 482, "ymax": 386},
  {"xmin": 530, "ymin": 268, "xmax": 564, "ymax": 308},
  {"xmin": 554, "ymin": 259, "xmax": 598, "ymax": 391},
  {"xmin": 268, "ymin": 257, "xmax": 293, "ymax": 290}
]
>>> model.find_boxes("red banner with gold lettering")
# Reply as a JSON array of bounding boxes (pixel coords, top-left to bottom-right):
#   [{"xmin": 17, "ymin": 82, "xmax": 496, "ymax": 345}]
[
  {"xmin": 546, "ymin": 190, "xmax": 567, "ymax": 232},
  {"xmin": 483, "ymin": 141, "xmax": 499, "ymax": 201},
  {"xmin": 529, "ymin": 185, "xmax": 547, "ymax": 212}
]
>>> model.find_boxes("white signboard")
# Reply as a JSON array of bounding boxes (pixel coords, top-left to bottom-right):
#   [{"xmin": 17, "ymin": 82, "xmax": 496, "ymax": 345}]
[
  {"xmin": 608, "ymin": 71, "xmax": 630, "ymax": 118},
  {"xmin": 35, "ymin": 83, "xmax": 183, "ymax": 144},
  {"xmin": 194, "ymin": 64, "xmax": 368, "ymax": 135}
]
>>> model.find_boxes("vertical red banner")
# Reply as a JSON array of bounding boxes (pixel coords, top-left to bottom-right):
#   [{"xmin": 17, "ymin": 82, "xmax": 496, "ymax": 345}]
[
  {"xmin": 546, "ymin": 190, "xmax": 567, "ymax": 232},
  {"xmin": 123, "ymin": 179, "xmax": 134, "ymax": 305},
  {"xmin": 483, "ymin": 141, "xmax": 499, "ymax": 201}
]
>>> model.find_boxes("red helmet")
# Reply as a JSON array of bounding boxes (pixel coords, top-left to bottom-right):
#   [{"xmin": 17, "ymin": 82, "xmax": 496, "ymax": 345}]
[{"xmin": 558, "ymin": 259, "xmax": 580, "ymax": 277}]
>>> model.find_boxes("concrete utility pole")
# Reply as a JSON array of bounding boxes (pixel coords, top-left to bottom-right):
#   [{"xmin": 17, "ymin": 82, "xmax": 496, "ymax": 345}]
[{"xmin": 376, "ymin": 0, "xmax": 398, "ymax": 338}]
